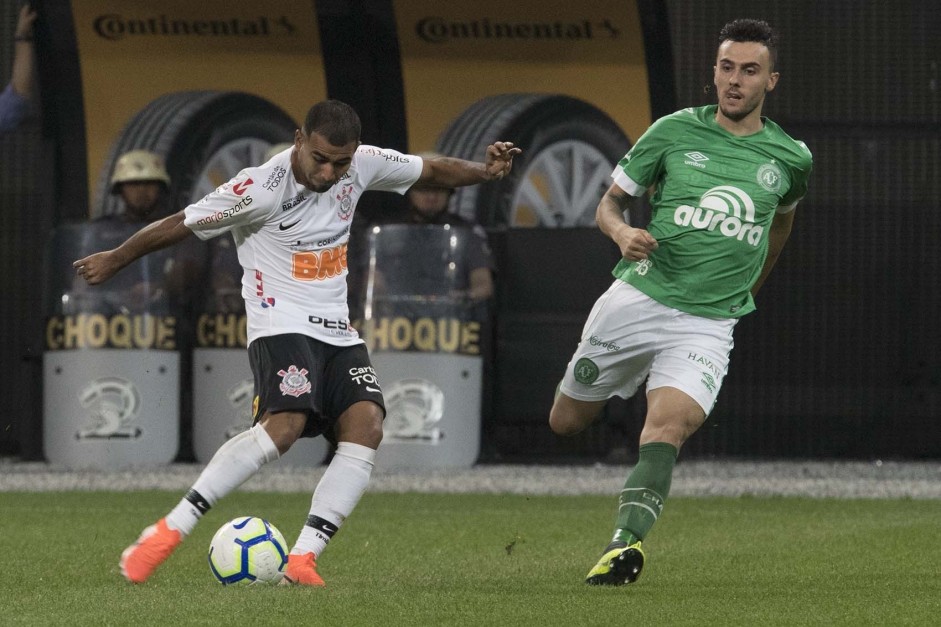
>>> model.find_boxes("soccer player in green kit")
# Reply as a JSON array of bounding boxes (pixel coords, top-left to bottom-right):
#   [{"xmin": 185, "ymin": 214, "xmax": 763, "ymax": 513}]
[{"xmin": 549, "ymin": 19, "xmax": 813, "ymax": 585}]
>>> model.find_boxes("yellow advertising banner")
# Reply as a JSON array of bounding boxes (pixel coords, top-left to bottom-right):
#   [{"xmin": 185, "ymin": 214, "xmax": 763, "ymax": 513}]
[
  {"xmin": 69, "ymin": 0, "xmax": 327, "ymax": 211},
  {"xmin": 391, "ymin": 0, "xmax": 651, "ymax": 152}
]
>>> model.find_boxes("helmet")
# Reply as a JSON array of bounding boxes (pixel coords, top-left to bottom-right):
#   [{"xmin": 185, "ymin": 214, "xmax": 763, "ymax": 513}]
[
  {"xmin": 110, "ymin": 150, "xmax": 171, "ymax": 193},
  {"xmin": 264, "ymin": 142, "xmax": 294, "ymax": 163}
]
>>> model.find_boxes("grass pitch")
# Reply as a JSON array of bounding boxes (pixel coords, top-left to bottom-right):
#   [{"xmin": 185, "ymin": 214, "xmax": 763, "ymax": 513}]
[{"xmin": 3, "ymin": 491, "xmax": 940, "ymax": 625}]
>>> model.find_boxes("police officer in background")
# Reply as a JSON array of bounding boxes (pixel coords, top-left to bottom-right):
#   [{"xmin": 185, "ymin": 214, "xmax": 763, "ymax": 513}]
[
  {"xmin": 378, "ymin": 152, "xmax": 495, "ymax": 302},
  {"xmin": 107, "ymin": 149, "xmax": 172, "ymax": 223},
  {"xmin": 97, "ymin": 150, "xmax": 188, "ymax": 305},
  {"xmin": 100, "ymin": 149, "xmax": 205, "ymax": 461}
]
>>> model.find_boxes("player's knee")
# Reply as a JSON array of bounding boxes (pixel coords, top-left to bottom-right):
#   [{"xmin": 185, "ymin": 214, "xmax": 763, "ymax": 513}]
[
  {"xmin": 359, "ymin": 412, "xmax": 384, "ymax": 449},
  {"xmin": 549, "ymin": 409, "xmax": 576, "ymax": 436},
  {"xmin": 550, "ymin": 393, "xmax": 608, "ymax": 436},
  {"xmin": 335, "ymin": 400, "xmax": 384, "ymax": 449},
  {"xmin": 260, "ymin": 411, "xmax": 306, "ymax": 455},
  {"xmin": 549, "ymin": 402, "xmax": 594, "ymax": 437}
]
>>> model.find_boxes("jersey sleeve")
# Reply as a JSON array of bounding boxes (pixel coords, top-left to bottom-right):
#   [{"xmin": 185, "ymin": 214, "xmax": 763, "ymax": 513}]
[
  {"xmin": 612, "ymin": 114, "xmax": 678, "ymax": 196},
  {"xmin": 354, "ymin": 146, "xmax": 423, "ymax": 194},
  {"xmin": 183, "ymin": 170, "xmax": 274, "ymax": 240},
  {"xmin": 777, "ymin": 140, "xmax": 814, "ymax": 212}
]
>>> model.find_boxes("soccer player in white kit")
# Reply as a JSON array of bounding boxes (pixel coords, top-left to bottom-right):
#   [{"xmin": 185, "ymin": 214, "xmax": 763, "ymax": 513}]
[
  {"xmin": 74, "ymin": 100, "xmax": 521, "ymax": 586},
  {"xmin": 549, "ymin": 20, "xmax": 813, "ymax": 585}
]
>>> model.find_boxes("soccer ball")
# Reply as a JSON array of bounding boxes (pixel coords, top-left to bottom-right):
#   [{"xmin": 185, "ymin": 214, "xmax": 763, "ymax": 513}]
[{"xmin": 208, "ymin": 516, "xmax": 289, "ymax": 585}]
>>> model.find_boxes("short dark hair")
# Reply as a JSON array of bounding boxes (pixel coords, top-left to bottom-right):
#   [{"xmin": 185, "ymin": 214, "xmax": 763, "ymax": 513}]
[
  {"xmin": 718, "ymin": 19, "xmax": 778, "ymax": 70},
  {"xmin": 302, "ymin": 100, "xmax": 361, "ymax": 146}
]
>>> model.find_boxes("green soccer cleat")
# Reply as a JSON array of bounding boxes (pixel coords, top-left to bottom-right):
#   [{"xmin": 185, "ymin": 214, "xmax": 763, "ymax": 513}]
[{"xmin": 585, "ymin": 540, "xmax": 645, "ymax": 586}]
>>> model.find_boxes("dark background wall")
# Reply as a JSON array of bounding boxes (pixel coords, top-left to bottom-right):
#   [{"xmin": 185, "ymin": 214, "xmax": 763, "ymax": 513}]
[
  {"xmin": 1, "ymin": 0, "xmax": 938, "ymax": 460},
  {"xmin": 666, "ymin": 1, "xmax": 939, "ymax": 458}
]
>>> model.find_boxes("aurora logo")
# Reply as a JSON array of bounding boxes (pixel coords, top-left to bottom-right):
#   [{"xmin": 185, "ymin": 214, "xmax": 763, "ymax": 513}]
[{"xmin": 673, "ymin": 186, "xmax": 764, "ymax": 246}]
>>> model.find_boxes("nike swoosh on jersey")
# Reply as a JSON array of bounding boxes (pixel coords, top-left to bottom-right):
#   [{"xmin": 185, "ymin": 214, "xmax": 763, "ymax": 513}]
[{"xmin": 279, "ymin": 219, "xmax": 301, "ymax": 231}]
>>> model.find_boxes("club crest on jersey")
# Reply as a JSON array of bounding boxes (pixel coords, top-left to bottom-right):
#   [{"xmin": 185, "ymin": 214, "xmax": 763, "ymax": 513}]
[
  {"xmin": 336, "ymin": 184, "xmax": 354, "ymax": 220},
  {"xmin": 278, "ymin": 365, "xmax": 311, "ymax": 397},
  {"xmin": 757, "ymin": 162, "xmax": 783, "ymax": 193}
]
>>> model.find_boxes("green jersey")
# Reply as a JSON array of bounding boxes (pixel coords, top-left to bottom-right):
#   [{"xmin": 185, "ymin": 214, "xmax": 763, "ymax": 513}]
[{"xmin": 612, "ymin": 105, "xmax": 813, "ymax": 319}]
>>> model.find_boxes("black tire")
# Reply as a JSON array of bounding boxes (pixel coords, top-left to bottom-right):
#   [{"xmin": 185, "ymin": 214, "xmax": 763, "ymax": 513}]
[
  {"xmin": 93, "ymin": 91, "xmax": 297, "ymax": 217},
  {"xmin": 437, "ymin": 93, "xmax": 632, "ymax": 228}
]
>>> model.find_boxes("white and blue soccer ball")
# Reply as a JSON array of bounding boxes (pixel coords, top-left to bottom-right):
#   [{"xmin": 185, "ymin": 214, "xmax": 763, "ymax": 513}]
[{"xmin": 208, "ymin": 516, "xmax": 288, "ymax": 585}]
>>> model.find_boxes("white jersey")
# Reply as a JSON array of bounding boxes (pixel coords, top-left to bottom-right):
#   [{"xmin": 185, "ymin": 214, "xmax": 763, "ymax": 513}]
[{"xmin": 183, "ymin": 145, "xmax": 423, "ymax": 346}]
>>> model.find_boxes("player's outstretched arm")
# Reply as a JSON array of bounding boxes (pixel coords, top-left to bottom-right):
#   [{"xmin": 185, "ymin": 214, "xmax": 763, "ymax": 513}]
[
  {"xmin": 73, "ymin": 210, "xmax": 192, "ymax": 285},
  {"xmin": 596, "ymin": 183, "xmax": 657, "ymax": 262},
  {"xmin": 416, "ymin": 142, "xmax": 522, "ymax": 188}
]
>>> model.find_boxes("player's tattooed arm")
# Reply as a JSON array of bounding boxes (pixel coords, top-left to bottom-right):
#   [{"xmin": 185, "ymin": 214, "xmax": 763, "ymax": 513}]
[
  {"xmin": 596, "ymin": 183, "xmax": 658, "ymax": 262},
  {"xmin": 416, "ymin": 142, "xmax": 522, "ymax": 188}
]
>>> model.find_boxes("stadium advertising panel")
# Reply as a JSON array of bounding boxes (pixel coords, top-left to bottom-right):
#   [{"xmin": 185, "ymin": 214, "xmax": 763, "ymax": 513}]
[
  {"xmin": 391, "ymin": 0, "xmax": 653, "ymax": 227},
  {"xmin": 392, "ymin": 0, "xmax": 651, "ymax": 153},
  {"xmin": 66, "ymin": 0, "xmax": 326, "ymax": 217}
]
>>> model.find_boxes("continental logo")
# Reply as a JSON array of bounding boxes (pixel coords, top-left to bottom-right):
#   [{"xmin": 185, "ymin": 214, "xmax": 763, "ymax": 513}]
[
  {"xmin": 673, "ymin": 186, "xmax": 764, "ymax": 246},
  {"xmin": 316, "ymin": 225, "xmax": 350, "ymax": 248},
  {"xmin": 197, "ymin": 313, "xmax": 248, "ymax": 348},
  {"xmin": 291, "ymin": 244, "xmax": 347, "ymax": 281},
  {"xmin": 45, "ymin": 314, "xmax": 176, "ymax": 350},
  {"xmin": 415, "ymin": 17, "xmax": 621, "ymax": 43},
  {"xmin": 92, "ymin": 14, "xmax": 297, "ymax": 41},
  {"xmin": 360, "ymin": 317, "xmax": 480, "ymax": 355}
]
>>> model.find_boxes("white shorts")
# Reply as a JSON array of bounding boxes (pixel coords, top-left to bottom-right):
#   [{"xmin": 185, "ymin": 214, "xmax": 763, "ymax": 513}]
[{"xmin": 559, "ymin": 281, "xmax": 737, "ymax": 415}]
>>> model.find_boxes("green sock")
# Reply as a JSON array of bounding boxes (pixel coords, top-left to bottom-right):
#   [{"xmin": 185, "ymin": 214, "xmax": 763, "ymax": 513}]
[{"xmin": 611, "ymin": 442, "xmax": 678, "ymax": 545}]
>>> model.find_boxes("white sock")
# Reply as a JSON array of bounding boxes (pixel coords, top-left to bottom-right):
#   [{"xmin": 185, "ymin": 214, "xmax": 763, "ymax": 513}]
[
  {"xmin": 165, "ymin": 424, "xmax": 280, "ymax": 536},
  {"xmin": 291, "ymin": 442, "xmax": 376, "ymax": 557}
]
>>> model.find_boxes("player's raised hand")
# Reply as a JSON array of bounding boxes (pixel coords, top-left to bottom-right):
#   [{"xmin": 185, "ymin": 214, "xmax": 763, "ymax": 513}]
[
  {"xmin": 73, "ymin": 250, "xmax": 124, "ymax": 285},
  {"xmin": 16, "ymin": 4, "xmax": 38, "ymax": 38},
  {"xmin": 484, "ymin": 141, "xmax": 522, "ymax": 180}
]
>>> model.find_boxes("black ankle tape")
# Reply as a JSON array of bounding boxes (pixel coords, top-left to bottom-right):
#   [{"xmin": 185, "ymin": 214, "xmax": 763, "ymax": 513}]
[
  {"xmin": 185, "ymin": 489, "xmax": 211, "ymax": 515},
  {"xmin": 306, "ymin": 515, "xmax": 339, "ymax": 538}
]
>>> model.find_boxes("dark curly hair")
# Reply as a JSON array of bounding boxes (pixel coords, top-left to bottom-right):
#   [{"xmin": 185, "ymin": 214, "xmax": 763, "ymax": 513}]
[{"xmin": 718, "ymin": 19, "xmax": 778, "ymax": 70}]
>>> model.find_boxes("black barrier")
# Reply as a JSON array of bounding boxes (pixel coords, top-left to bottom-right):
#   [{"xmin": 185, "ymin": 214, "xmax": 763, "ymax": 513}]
[
  {"xmin": 44, "ymin": 222, "xmax": 179, "ymax": 348},
  {"xmin": 42, "ymin": 222, "xmax": 192, "ymax": 468},
  {"xmin": 362, "ymin": 224, "xmax": 487, "ymax": 468},
  {"xmin": 195, "ymin": 237, "xmax": 248, "ymax": 349},
  {"xmin": 360, "ymin": 223, "xmax": 485, "ymax": 356}
]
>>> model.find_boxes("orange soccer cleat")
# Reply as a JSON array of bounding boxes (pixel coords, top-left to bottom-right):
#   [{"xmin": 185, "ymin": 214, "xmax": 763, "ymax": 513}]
[
  {"xmin": 282, "ymin": 552, "xmax": 326, "ymax": 587},
  {"xmin": 119, "ymin": 518, "xmax": 182, "ymax": 584}
]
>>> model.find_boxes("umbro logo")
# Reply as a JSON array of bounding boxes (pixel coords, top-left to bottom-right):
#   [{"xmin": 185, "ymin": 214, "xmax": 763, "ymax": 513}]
[
  {"xmin": 279, "ymin": 219, "xmax": 301, "ymax": 231},
  {"xmin": 684, "ymin": 152, "xmax": 708, "ymax": 169}
]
